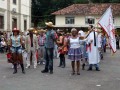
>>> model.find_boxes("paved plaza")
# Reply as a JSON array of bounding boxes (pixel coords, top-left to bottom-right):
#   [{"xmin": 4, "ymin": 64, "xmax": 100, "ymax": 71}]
[{"xmin": 0, "ymin": 49, "xmax": 120, "ymax": 90}]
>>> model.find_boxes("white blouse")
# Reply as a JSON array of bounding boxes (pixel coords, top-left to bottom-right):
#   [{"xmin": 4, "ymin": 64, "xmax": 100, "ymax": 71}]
[{"xmin": 70, "ymin": 37, "xmax": 80, "ymax": 48}]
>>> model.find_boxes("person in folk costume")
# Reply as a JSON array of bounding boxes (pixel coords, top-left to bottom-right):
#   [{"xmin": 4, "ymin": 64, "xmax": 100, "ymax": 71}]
[
  {"xmin": 66, "ymin": 28, "xmax": 89, "ymax": 75},
  {"xmin": 79, "ymin": 31, "xmax": 88, "ymax": 70},
  {"xmin": 54, "ymin": 29, "xmax": 60, "ymax": 59},
  {"xmin": 97, "ymin": 29, "xmax": 103, "ymax": 60},
  {"xmin": 87, "ymin": 25, "xmax": 100, "ymax": 71},
  {"xmin": 0, "ymin": 38, "xmax": 7, "ymax": 53},
  {"xmin": 101, "ymin": 34, "xmax": 107, "ymax": 53},
  {"xmin": 57, "ymin": 30, "xmax": 68, "ymax": 68},
  {"xmin": 41, "ymin": 22, "xmax": 58, "ymax": 74},
  {"xmin": 115, "ymin": 35, "xmax": 120, "ymax": 49},
  {"xmin": 10, "ymin": 28, "xmax": 25, "ymax": 74},
  {"xmin": 38, "ymin": 29, "xmax": 46, "ymax": 65},
  {"xmin": 25, "ymin": 28, "xmax": 38, "ymax": 69},
  {"xmin": 20, "ymin": 32, "xmax": 26, "ymax": 52}
]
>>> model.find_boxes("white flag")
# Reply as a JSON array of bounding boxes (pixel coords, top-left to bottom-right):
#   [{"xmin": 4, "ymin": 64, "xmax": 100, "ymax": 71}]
[{"xmin": 98, "ymin": 6, "xmax": 116, "ymax": 53}]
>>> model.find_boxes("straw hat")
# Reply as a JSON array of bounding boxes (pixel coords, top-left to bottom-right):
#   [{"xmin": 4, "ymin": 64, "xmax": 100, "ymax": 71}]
[
  {"xmin": 43, "ymin": 30, "xmax": 47, "ymax": 33},
  {"xmin": 39, "ymin": 29, "xmax": 45, "ymax": 33},
  {"xmin": 12, "ymin": 28, "xmax": 19, "ymax": 32},
  {"xmin": 28, "ymin": 28, "xmax": 35, "ymax": 31},
  {"xmin": 45, "ymin": 22, "xmax": 54, "ymax": 27},
  {"xmin": 40, "ymin": 29, "xmax": 45, "ymax": 32}
]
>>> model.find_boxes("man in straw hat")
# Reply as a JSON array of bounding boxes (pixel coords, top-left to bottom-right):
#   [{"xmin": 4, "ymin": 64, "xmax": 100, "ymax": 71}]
[
  {"xmin": 41, "ymin": 22, "xmax": 58, "ymax": 74},
  {"xmin": 25, "ymin": 28, "xmax": 38, "ymax": 69},
  {"xmin": 38, "ymin": 29, "xmax": 46, "ymax": 65}
]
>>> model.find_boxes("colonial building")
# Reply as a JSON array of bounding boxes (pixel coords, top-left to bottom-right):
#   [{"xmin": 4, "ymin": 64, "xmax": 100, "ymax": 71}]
[
  {"xmin": 0, "ymin": 0, "xmax": 31, "ymax": 32},
  {"xmin": 52, "ymin": 3, "xmax": 120, "ymax": 29}
]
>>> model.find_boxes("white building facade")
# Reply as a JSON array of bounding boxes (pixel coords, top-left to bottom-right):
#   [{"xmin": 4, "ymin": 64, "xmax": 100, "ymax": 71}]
[
  {"xmin": 55, "ymin": 15, "xmax": 120, "ymax": 28},
  {"xmin": 0, "ymin": 0, "xmax": 31, "ymax": 32},
  {"xmin": 52, "ymin": 4, "xmax": 120, "ymax": 29}
]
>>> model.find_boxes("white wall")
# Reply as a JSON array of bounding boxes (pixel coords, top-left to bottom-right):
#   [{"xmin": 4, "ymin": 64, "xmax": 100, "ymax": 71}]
[
  {"xmin": 55, "ymin": 15, "xmax": 65, "ymax": 26},
  {"xmin": 114, "ymin": 16, "xmax": 120, "ymax": 27},
  {"xmin": 75, "ymin": 15, "xmax": 85, "ymax": 26},
  {"xmin": 10, "ymin": 0, "xmax": 19, "ymax": 12},
  {"xmin": 0, "ymin": 0, "xmax": 7, "ymax": 10},
  {"xmin": 4, "ymin": 11, "xmax": 7, "ymax": 31},
  {"xmin": 21, "ymin": 0, "xmax": 30, "ymax": 15},
  {"xmin": 21, "ymin": 0, "xmax": 31, "ymax": 31}
]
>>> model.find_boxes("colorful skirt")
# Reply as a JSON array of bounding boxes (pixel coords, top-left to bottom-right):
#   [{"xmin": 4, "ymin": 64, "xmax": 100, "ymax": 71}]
[{"xmin": 68, "ymin": 48, "xmax": 82, "ymax": 61}]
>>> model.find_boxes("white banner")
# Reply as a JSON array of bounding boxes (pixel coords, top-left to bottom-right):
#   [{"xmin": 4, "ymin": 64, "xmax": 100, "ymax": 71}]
[{"xmin": 98, "ymin": 6, "xmax": 116, "ymax": 53}]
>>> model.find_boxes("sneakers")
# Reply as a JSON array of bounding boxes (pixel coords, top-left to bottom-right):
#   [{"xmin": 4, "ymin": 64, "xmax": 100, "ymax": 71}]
[
  {"xmin": 12, "ymin": 65, "xmax": 14, "ymax": 69},
  {"xmin": 38, "ymin": 62, "xmax": 41, "ymax": 65},
  {"xmin": 26, "ymin": 65, "xmax": 37, "ymax": 69},
  {"xmin": 38, "ymin": 61, "xmax": 45, "ymax": 65},
  {"xmin": 26, "ymin": 65, "xmax": 30, "ymax": 69},
  {"xmin": 34, "ymin": 66, "xmax": 37, "ymax": 69},
  {"xmin": 42, "ymin": 62, "xmax": 45, "ymax": 65}
]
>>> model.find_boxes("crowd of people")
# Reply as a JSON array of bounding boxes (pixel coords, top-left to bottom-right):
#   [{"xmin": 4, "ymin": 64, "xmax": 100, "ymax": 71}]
[{"xmin": 0, "ymin": 22, "xmax": 119, "ymax": 75}]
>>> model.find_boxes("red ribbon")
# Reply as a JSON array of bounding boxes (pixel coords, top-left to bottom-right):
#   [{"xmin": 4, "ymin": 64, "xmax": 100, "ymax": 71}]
[{"xmin": 86, "ymin": 44, "xmax": 91, "ymax": 52}]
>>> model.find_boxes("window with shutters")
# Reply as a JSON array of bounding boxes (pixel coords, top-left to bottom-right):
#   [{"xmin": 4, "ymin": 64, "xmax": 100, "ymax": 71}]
[
  {"xmin": 85, "ymin": 16, "xmax": 95, "ymax": 24},
  {"xmin": 12, "ymin": 18, "xmax": 17, "ymax": 29},
  {"xmin": 65, "ymin": 17, "xmax": 75, "ymax": 24}
]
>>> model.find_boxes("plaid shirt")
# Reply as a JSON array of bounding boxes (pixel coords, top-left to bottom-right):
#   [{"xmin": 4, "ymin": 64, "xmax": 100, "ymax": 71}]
[
  {"xmin": 45, "ymin": 30, "xmax": 57, "ymax": 48},
  {"xmin": 38, "ymin": 35, "xmax": 46, "ymax": 46}
]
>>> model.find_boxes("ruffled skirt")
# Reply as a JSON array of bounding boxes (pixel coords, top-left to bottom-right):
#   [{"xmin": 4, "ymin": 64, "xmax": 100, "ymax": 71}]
[{"xmin": 68, "ymin": 48, "xmax": 82, "ymax": 61}]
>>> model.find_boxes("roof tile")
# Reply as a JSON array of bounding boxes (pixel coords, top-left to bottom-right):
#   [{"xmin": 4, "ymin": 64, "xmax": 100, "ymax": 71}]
[{"xmin": 52, "ymin": 3, "xmax": 120, "ymax": 16}]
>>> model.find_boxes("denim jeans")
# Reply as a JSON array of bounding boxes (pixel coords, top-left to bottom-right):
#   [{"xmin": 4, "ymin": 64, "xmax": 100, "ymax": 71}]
[
  {"xmin": 11, "ymin": 46, "xmax": 22, "ymax": 54},
  {"xmin": 45, "ymin": 48, "xmax": 54, "ymax": 71}
]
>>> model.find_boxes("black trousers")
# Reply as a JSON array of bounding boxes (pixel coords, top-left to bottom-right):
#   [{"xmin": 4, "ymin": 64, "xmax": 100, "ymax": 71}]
[{"xmin": 59, "ymin": 54, "xmax": 65, "ymax": 66}]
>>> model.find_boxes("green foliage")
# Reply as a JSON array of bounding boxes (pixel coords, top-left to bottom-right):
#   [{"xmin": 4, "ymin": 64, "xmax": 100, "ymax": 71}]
[
  {"xmin": 109, "ymin": 0, "xmax": 120, "ymax": 3},
  {"xmin": 74, "ymin": 0, "xmax": 88, "ymax": 3}
]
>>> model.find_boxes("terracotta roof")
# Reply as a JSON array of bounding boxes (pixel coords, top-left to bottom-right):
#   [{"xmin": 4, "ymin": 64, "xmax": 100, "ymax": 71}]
[{"xmin": 52, "ymin": 3, "xmax": 120, "ymax": 16}]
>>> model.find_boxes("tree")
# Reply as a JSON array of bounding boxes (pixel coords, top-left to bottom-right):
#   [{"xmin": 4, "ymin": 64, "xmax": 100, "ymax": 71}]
[
  {"xmin": 74, "ymin": 0, "xmax": 88, "ymax": 3},
  {"xmin": 109, "ymin": 0, "xmax": 120, "ymax": 3}
]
